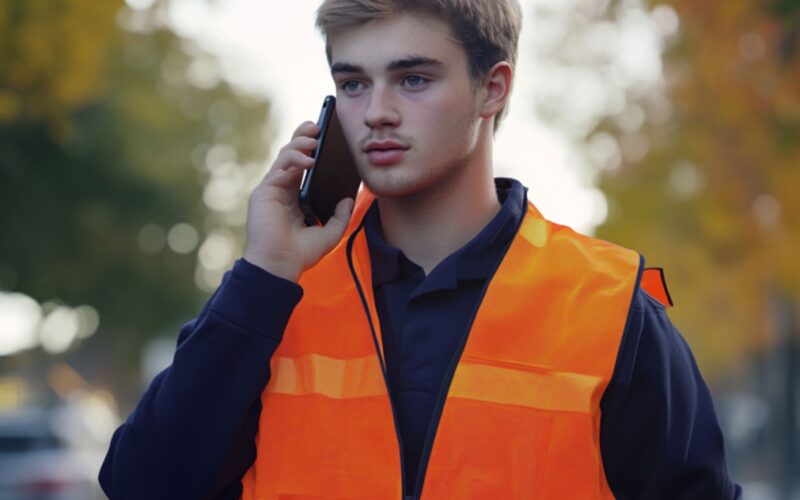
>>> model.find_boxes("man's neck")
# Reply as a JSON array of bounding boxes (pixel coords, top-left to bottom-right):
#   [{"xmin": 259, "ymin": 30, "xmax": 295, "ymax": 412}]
[{"xmin": 375, "ymin": 143, "xmax": 500, "ymax": 275}]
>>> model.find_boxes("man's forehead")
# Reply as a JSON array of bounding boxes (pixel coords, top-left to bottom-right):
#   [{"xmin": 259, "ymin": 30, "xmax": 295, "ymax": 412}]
[{"xmin": 328, "ymin": 14, "xmax": 462, "ymax": 73}]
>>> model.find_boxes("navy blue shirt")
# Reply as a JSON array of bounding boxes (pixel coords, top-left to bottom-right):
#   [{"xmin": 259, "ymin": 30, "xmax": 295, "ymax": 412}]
[
  {"xmin": 100, "ymin": 178, "xmax": 740, "ymax": 499},
  {"xmin": 364, "ymin": 178, "xmax": 523, "ymax": 494}
]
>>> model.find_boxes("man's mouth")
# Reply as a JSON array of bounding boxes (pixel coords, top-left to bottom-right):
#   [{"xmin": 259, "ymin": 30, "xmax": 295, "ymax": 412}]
[{"xmin": 363, "ymin": 141, "xmax": 409, "ymax": 166}]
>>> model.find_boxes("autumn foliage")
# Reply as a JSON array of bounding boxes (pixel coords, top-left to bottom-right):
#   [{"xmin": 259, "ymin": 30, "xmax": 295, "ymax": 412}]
[{"xmin": 596, "ymin": 0, "xmax": 800, "ymax": 381}]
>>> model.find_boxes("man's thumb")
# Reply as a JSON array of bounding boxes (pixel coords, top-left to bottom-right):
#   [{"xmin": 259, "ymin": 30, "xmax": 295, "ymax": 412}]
[{"xmin": 320, "ymin": 197, "xmax": 354, "ymax": 244}]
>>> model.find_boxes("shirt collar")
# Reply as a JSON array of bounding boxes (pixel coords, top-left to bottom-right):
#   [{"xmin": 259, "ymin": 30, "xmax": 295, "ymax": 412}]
[
  {"xmin": 363, "ymin": 205, "xmax": 402, "ymax": 285},
  {"xmin": 364, "ymin": 177, "xmax": 527, "ymax": 288}
]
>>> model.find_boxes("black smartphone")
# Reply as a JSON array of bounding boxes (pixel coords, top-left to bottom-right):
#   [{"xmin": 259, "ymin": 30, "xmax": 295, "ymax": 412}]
[{"xmin": 299, "ymin": 95, "xmax": 361, "ymax": 226}]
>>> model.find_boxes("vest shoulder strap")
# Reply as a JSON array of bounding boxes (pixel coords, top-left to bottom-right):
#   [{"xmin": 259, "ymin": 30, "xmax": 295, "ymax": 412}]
[{"xmin": 641, "ymin": 267, "xmax": 673, "ymax": 307}]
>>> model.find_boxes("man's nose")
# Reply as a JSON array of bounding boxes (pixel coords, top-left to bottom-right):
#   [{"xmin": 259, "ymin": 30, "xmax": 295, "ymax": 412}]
[{"xmin": 364, "ymin": 86, "xmax": 400, "ymax": 129}]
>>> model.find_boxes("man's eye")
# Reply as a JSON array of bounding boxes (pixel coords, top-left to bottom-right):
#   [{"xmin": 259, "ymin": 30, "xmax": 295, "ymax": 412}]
[
  {"xmin": 341, "ymin": 80, "xmax": 363, "ymax": 93},
  {"xmin": 402, "ymin": 75, "xmax": 428, "ymax": 88}
]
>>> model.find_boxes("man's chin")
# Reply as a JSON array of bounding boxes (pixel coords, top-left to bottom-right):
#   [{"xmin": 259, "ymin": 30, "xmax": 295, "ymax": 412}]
[
  {"xmin": 357, "ymin": 161, "xmax": 455, "ymax": 201},
  {"xmin": 360, "ymin": 175, "xmax": 421, "ymax": 200}
]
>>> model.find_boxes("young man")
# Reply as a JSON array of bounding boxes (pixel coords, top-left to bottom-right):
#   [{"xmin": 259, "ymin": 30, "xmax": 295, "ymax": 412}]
[{"xmin": 100, "ymin": 1, "xmax": 741, "ymax": 498}]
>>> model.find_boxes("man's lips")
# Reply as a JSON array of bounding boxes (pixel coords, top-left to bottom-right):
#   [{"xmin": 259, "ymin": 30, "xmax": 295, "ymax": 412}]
[
  {"xmin": 363, "ymin": 141, "xmax": 409, "ymax": 166},
  {"xmin": 366, "ymin": 149, "xmax": 407, "ymax": 165}
]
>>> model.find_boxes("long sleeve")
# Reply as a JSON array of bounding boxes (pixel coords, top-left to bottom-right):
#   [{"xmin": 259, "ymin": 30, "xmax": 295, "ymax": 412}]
[
  {"xmin": 600, "ymin": 289, "xmax": 742, "ymax": 499},
  {"xmin": 99, "ymin": 259, "xmax": 303, "ymax": 500}
]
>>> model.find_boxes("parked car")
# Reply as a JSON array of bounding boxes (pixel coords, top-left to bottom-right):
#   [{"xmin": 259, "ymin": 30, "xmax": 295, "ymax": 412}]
[{"xmin": 0, "ymin": 407, "xmax": 102, "ymax": 500}]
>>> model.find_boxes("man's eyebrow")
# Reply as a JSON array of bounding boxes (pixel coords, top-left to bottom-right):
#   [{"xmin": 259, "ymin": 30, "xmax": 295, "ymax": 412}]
[
  {"xmin": 331, "ymin": 62, "xmax": 363, "ymax": 75},
  {"xmin": 330, "ymin": 56, "xmax": 444, "ymax": 76},
  {"xmin": 386, "ymin": 56, "xmax": 443, "ymax": 71}
]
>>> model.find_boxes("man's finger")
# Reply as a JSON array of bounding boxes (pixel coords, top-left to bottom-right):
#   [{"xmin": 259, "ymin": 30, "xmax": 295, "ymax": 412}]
[
  {"xmin": 291, "ymin": 121, "xmax": 319, "ymax": 140},
  {"xmin": 266, "ymin": 165, "xmax": 306, "ymax": 190},
  {"xmin": 283, "ymin": 136, "xmax": 318, "ymax": 156},
  {"xmin": 318, "ymin": 197, "xmax": 354, "ymax": 243},
  {"xmin": 266, "ymin": 150, "xmax": 314, "ymax": 179}
]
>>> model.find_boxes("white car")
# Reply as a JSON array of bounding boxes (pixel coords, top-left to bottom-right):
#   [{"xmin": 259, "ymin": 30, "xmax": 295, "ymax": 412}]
[{"xmin": 0, "ymin": 408, "xmax": 104, "ymax": 500}]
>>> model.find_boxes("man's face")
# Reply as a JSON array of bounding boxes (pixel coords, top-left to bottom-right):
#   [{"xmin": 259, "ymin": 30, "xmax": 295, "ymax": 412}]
[{"xmin": 329, "ymin": 13, "xmax": 486, "ymax": 199}]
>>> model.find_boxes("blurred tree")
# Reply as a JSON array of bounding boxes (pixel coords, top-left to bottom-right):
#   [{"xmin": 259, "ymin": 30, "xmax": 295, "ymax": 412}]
[
  {"xmin": 0, "ymin": 0, "xmax": 119, "ymax": 133},
  {"xmin": 528, "ymin": 0, "xmax": 799, "ymax": 381},
  {"xmin": 0, "ymin": 0, "xmax": 273, "ymax": 402},
  {"xmin": 593, "ymin": 2, "xmax": 800, "ymax": 490},
  {"xmin": 529, "ymin": 1, "xmax": 800, "ymax": 487},
  {"xmin": 593, "ymin": 0, "xmax": 799, "ymax": 380}
]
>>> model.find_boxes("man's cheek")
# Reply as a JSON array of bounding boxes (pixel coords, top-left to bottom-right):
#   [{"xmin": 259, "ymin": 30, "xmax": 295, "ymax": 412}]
[{"xmin": 337, "ymin": 115, "xmax": 360, "ymax": 148}]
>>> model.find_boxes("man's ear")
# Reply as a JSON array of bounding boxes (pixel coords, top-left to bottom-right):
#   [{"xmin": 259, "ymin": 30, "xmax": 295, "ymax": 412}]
[{"xmin": 479, "ymin": 61, "xmax": 513, "ymax": 120}]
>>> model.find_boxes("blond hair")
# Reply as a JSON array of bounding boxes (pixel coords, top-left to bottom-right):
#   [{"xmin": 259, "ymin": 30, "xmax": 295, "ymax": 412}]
[{"xmin": 315, "ymin": 0, "xmax": 522, "ymax": 131}]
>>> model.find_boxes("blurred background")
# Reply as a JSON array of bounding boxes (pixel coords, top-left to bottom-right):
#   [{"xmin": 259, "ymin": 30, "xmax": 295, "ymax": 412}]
[{"xmin": 0, "ymin": 0, "xmax": 797, "ymax": 498}]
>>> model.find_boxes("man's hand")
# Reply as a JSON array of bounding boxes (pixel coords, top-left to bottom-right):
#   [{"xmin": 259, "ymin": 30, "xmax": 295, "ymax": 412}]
[{"xmin": 243, "ymin": 121, "xmax": 354, "ymax": 282}]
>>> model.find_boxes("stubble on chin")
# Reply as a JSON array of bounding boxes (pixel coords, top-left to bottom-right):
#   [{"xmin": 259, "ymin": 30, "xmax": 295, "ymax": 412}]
[
  {"xmin": 359, "ymin": 156, "xmax": 469, "ymax": 203},
  {"xmin": 358, "ymin": 168, "xmax": 422, "ymax": 200}
]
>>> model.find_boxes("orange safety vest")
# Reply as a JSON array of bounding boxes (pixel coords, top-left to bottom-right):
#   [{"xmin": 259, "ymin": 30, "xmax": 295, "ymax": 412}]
[{"xmin": 241, "ymin": 191, "xmax": 647, "ymax": 499}]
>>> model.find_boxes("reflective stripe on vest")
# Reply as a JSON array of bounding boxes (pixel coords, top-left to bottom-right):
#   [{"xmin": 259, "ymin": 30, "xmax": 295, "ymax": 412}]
[{"xmin": 240, "ymin": 191, "xmax": 641, "ymax": 499}]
